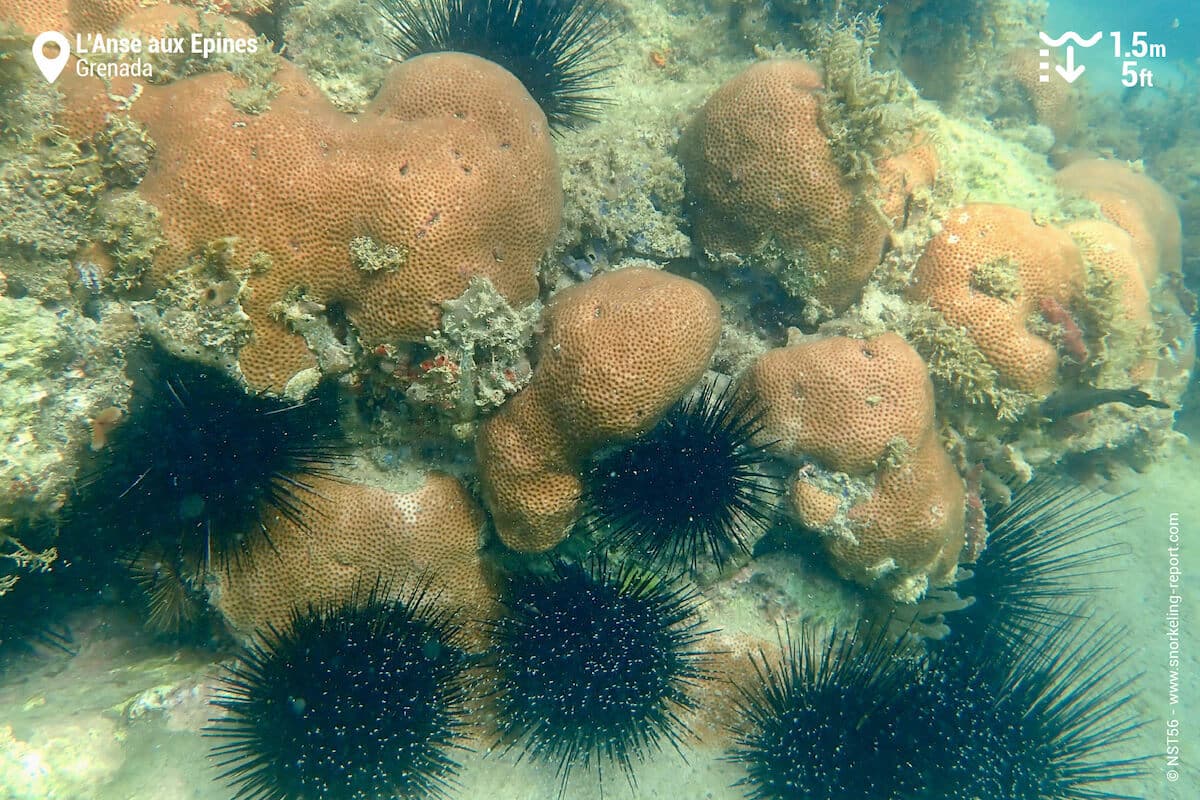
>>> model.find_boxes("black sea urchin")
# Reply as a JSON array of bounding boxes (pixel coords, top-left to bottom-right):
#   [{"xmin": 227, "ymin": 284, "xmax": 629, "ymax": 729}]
[
  {"xmin": 914, "ymin": 614, "xmax": 1149, "ymax": 800},
  {"xmin": 950, "ymin": 477, "xmax": 1132, "ymax": 651},
  {"xmin": 206, "ymin": 586, "xmax": 473, "ymax": 800},
  {"xmin": 81, "ymin": 352, "xmax": 344, "ymax": 573},
  {"xmin": 380, "ymin": 0, "xmax": 618, "ymax": 130},
  {"xmin": 489, "ymin": 557, "xmax": 713, "ymax": 792},
  {"xmin": 726, "ymin": 622, "xmax": 927, "ymax": 800},
  {"xmin": 583, "ymin": 380, "xmax": 779, "ymax": 572}
]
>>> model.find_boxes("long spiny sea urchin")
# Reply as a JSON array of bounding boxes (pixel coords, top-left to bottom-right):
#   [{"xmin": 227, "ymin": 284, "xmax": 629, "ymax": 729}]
[
  {"xmin": 380, "ymin": 0, "xmax": 619, "ymax": 131},
  {"xmin": 82, "ymin": 350, "xmax": 345, "ymax": 575},
  {"xmin": 488, "ymin": 556, "xmax": 714, "ymax": 793},
  {"xmin": 583, "ymin": 379, "xmax": 780, "ymax": 572},
  {"xmin": 206, "ymin": 584, "xmax": 474, "ymax": 800}
]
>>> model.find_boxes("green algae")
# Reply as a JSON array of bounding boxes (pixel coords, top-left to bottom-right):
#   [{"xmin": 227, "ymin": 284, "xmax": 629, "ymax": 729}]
[
  {"xmin": 0, "ymin": 44, "xmax": 149, "ymax": 581},
  {"xmin": 96, "ymin": 116, "xmax": 156, "ymax": 188},
  {"xmin": 282, "ymin": 0, "xmax": 391, "ymax": 111},
  {"xmin": 1, "ymin": 44, "xmax": 164, "ymax": 302},
  {"xmin": 0, "ymin": 294, "xmax": 134, "ymax": 539},
  {"xmin": 970, "ymin": 256, "xmax": 1021, "ymax": 302},
  {"xmin": 932, "ymin": 114, "xmax": 1063, "ymax": 216},
  {"xmin": 0, "ymin": 30, "xmax": 58, "ymax": 149},
  {"xmin": 709, "ymin": 242, "xmax": 829, "ymax": 325},
  {"xmin": 805, "ymin": 15, "xmax": 929, "ymax": 184},
  {"xmin": 98, "ymin": 192, "xmax": 165, "ymax": 292},
  {"xmin": 0, "ymin": 300, "xmax": 73, "ymax": 514},
  {"xmin": 905, "ymin": 303, "xmax": 1036, "ymax": 422},
  {"xmin": 896, "ymin": 0, "xmax": 1044, "ymax": 103},
  {"xmin": 557, "ymin": 122, "xmax": 691, "ymax": 267},
  {"xmin": 133, "ymin": 239, "xmax": 254, "ymax": 377},
  {"xmin": 127, "ymin": 13, "xmax": 281, "ymax": 114},
  {"xmin": 1075, "ymin": 258, "xmax": 1155, "ymax": 383},
  {"xmin": 0, "ymin": 533, "xmax": 56, "ymax": 599},
  {"xmin": 0, "ymin": 135, "xmax": 102, "ymax": 299}
]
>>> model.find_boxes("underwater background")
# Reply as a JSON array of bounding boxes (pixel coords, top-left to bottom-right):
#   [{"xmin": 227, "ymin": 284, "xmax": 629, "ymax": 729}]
[{"xmin": 1, "ymin": 0, "xmax": 1198, "ymax": 798}]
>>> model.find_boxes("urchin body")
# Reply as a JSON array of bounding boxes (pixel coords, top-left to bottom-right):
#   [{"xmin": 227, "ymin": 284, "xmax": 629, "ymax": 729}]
[
  {"xmin": 950, "ymin": 477, "xmax": 1130, "ymax": 651},
  {"xmin": 87, "ymin": 354, "xmax": 343, "ymax": 570},
  {"xmin": 206, "ymin": 589, "xmax": 472, "ymax": 800},
  {"xmin": 727, "ymin": 616, "xmax": 1146, "ymax": 800},
  {"xmin": 584, "ymin": 380, "xmax": 778, "ymax": 571},
  {"xmin": 915, "ymin": 618, "xmax": 1147, "ymax": 799},
  {"xmin": 727, "ymin": 623, "xmax": 927, "ymax": 800},
  {"xmin": 489, "ymin": 558, "xmax": 712, "ymax": 790}
]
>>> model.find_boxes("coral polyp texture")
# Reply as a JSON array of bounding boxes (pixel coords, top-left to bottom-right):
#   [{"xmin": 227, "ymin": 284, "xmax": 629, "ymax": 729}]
[
  {"xmin": 1058, "ymin": 160, "xmax": 1191, "ymax": 388},
  {"xmin": 739, "ymin": 333, "xmax": 966, "ymax": 602},
  {"xmin": 213, "ymin": 471, "xmax": 499, "ymax": 646},
  {"xmin": 909, "ymin": 203, "xmax": 1085, "ymax": 397},
  {"xmin": 0, "ymin": 0, "xmax": 1186, "ymax": 792},
  {"xmin": 2, "ymin": 0, "xmax": 145, "ymax": 33},
  {"xmin": 679, "ymin": 59, "xmax": 935, "ymax": 315},
  {"xmin": 1004, "ymin": 49, "xmax": 1078, "ymax": 144},
  {"xmin": 1057, "ymin": 158, "xmax": 1182, "ymax": 278},
  {"xmin": 52, "ymin": 8, "xmax": 561, "ymax": 394},
  {"xmin": 1055, "ymin": 160, "xmax": 1188, "ymax": 388},
  {"xmin": 477, "ymin": 267, "xmax": 722, "ymax": 553}
]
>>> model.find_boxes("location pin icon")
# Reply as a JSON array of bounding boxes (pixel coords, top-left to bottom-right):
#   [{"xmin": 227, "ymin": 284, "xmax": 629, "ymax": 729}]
[{"xmin": 32, "ymin": 31, "xmax": 70, "ymax": 83}]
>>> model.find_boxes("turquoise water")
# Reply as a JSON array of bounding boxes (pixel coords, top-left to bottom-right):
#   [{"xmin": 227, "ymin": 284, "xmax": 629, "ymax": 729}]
[
  {"xmin": 1, "ymin": 0, "xmax": 1198, "ymax": 798},
  {"xmin": 1047, "ymin": 0, "xmax": 1197, "ymax": 92}
]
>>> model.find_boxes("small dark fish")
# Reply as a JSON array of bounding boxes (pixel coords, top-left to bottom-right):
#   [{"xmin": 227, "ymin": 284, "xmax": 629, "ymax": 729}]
[{"xmin": 1040, "ymin": 387, "xmax": 1170, "ymax": 421}]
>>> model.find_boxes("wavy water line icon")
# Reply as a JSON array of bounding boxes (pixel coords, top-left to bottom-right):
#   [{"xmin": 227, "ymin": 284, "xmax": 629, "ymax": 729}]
[{"xmin": 1039, "ymin": 31, "xmax": 1103, "ymax": 48}]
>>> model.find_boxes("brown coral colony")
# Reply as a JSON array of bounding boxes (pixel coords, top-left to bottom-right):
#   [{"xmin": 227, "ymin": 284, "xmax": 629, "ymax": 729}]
[
  {"xmin": 679, "ymin": 58, "xmax": 937, "ymax": 315},
  {"xmin": 53, "ymin": 8, "xmax": 562, "ymax": 394}
]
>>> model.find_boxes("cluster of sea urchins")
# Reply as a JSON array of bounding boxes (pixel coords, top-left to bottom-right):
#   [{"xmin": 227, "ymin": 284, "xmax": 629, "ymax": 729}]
[
  {"xmin": 181, "ymin": 1, "xmax": 729, "ymax": 797},
  {"xmin": 726, "ymin": 478, "xmax": 1150, "ymax": 800},
  {"xmin": 206, "ymin": 557, "xmax": 717, "ymax": 800}
]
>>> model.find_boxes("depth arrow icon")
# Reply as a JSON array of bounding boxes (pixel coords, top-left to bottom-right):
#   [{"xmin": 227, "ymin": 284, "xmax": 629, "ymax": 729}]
[{"xmin": 1055, "ymin": 46, "xmax": 1086, "ymax": 83}]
